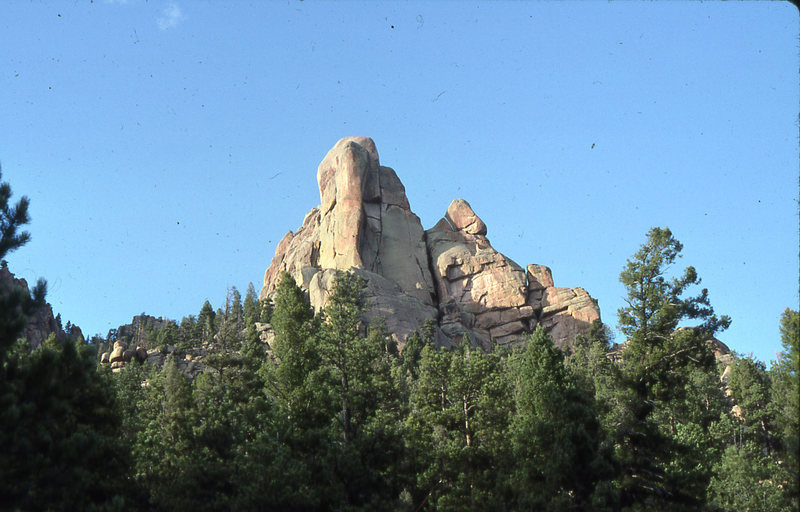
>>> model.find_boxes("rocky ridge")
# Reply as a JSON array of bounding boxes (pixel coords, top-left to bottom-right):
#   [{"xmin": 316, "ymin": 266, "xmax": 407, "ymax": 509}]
[
  {"xmin": 260, "ymin": 137, "xmax": 600, "ymax": 351},
  {"xmin": 0, "ymin": 265, "xmax": 82, "ymax": 349}
]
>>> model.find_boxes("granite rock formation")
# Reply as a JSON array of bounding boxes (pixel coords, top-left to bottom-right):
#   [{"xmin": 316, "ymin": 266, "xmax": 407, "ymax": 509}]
[{"xmin": 260, "ymin": 137, "xmax": 600, "ymax": 350}]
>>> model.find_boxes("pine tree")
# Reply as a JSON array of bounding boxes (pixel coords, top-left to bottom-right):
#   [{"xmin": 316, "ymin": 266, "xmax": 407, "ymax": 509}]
[
  {"xmin": 405, "ymin": 338, "xmax": 513, "ymax": 511},
  {"xmin": 707, "ymin": 441, "xmax": 795, "ymax": 511},
  {"xmin": 264, "ymin": 272, "xmax": 321, "ymax": 423},
  {"xmin": 508, "ymin": 326, "xmax": 612, "ymax": 510},
  {"xmin": 772, "ymin": 309, "xmax": 799, "ymax": 480},
  {"xmin": 615, "ymin": 227, "xmax": 730, "ymax": 508},
  {"xmin": 1, "ymin": 337, "xmax": 130, "ymax": 509},
  {"xmin": 315, "ymin": 271, "xmax": 405, "ymax": 509},
  {"xmin": 0, "ymin": 169, "xmax": 130, "ymax": 508},
  {"xmin": 197, "ymin": 300, "xmax": 216, "ymax": 345},
  {"xmin": 0, "ymin": 167, "xmax": 46, "ymax": 355}
]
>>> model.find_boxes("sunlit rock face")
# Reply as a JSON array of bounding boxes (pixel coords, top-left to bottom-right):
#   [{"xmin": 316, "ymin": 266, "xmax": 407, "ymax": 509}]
[{"xmin": 260, "ymin": 137, "xmax": 600, "ymax": 350}]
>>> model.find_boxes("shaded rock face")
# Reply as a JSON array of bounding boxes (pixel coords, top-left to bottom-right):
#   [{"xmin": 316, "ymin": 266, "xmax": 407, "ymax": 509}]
[
  {"xmin": 261, "ymin": 137, "xmax": 600, "ymax": 350},
  {"xmin": 0, "ymin": 265, "xmax": 75, "ymax": 349}
]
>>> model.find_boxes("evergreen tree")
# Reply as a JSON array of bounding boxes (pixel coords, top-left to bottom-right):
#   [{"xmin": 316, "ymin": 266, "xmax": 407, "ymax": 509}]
[
  {"xmin": 156, "ymin": 319, "xmax": 179, "ymax": 351},
  {"xmin": 615, "ymin": 227, "xmax": 730, "ymax": 508},
  {"xmin": 260, "ymin": 272, "xmax": 328, "ymax": 508},
  {"xmin": 197, "ymin": 300, "xmax": 216, "ymax": 345},
  {"xmin": 243, "ymin": 282, "xmax": 260, "ymax": 326},
  {"xmin": 241, "ymin": 283, "xmax": 262, "ymax": 352},
  {"xmin": 405, "ymin": 338, "xmax": 513, "ymax": 511},
  {"xmin": 771, "ymin": 308, "xmax": 799, "ymax": 495},
  {"xmin": 707, "ymin": 441, "xmax": 795, "ymax": 512},
  {"xmin": 0, "ymin": 168, "xmax": 129, "ymax": 509},
  {"xmin": 0, "ymin": 167, "xmax": 46, "ymax": 355},
  {"xmin": 1, "ymin": 337, "xmax": 130, "ymax": 510},
  {"xmin": 178, "ymin": 315, "xmax": 197, "ymax": 350},
  {"xmin": 508, "ymin": 327, "xmax": 613, "ymax": 510},
  {"xmin": 315, "ymin": 271, "xmax": 405, "ymax": 509},
  {"xmin": 263, "ymin": 272, "xmax": 321, "ymax": 425},
  {"xmin": 205, "ymin": 288, "xmax": 247, "ymax": 383},
  {"xmin": 135, "ymin": 359, "xmax": 199, "ymax": 510},
  {"xmin": 0, "ymin": 166, "xmax": 32, "ymax": 259},
  {"xmin": 400, "ymin": 318, "xmax": 436, "ymax": 381},
  {"xmin": 727, "ymin": 355, "xmax": 775, "ymax": 452},
  {"xmin": 564, "ymin": 319, "xmax": 620, "ymax": 435}
]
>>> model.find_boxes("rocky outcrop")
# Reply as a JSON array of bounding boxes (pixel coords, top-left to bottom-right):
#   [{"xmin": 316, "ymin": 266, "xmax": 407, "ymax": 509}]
[
  {"xmin": 0, "ymin": 265, "xmax": 79, "ymax": 349},
  {"xmin": 261, "ymin": 137, "xmax": 439, "ymax": 347},
  {"xmin": 100, "ymin": 338, "xmax": 208, "ymax": 378},
  {"xmin": 116, "ymin": 314, "xmax": 170, "ymax": 346},
  {"xmin": 260, "ymin": 137, "xmax": 601, "ymax": 350},
  {"xmin": 101, "ymin": 340, "xmax": 149, "ymax": 373},
  {"xmin": 425, "ymin": 200, "xmax": 532, "ymax": 350}
]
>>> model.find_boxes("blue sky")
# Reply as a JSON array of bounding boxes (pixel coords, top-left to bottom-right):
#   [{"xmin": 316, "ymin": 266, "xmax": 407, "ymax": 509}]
[{"xmin": 1, "ymin": 1, "xmax": 796, "ymax": 364}]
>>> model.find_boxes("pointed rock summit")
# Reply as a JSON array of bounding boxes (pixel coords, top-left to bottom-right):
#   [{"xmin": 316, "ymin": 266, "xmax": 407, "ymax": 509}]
[{"xmin": 261, "ymin": 137, "xmax": 600, "ymax": 350}]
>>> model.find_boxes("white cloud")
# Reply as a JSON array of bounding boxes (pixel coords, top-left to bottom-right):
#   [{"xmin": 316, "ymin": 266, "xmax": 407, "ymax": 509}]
[{"xmin": 157, "ymin": 4, "xmax": 183, "ymax": 30}]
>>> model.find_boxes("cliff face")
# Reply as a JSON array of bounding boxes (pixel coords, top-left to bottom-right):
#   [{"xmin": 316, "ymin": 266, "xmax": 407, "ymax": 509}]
[
  {"xmin": 0, "ymin": 265, "xmax": 81, "ymax": 349},
  {"xmin": 260, "ymin": 137, "xmax": 600, "ymax": 350}
]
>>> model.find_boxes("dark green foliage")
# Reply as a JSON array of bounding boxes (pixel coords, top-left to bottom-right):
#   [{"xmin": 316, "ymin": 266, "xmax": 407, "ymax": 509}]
[
  {"xmin": 565, "ymin": 319, "xmax": 620, "ymax": 434},
  {"xmin": 614, "ymin": 227, "xmax": 731, "ymax": 509},
  {"xmin": 406, "ymin": 339, "xmax": 513, "ymax": 511},
  {"xmin": 618, "ymin": 227, "xmax": 730, "ymax": 344},
  {"xmin": 0, "ymin": 167, "xmax": 46, "ymax": 356},
  {"xmin": 156, "ymin": 319, "xmax": 179, "ymax": 351},
  {"xmin": 707, "ymin": 442, "xmax": 796, "ymax": 511},
  {"xmin": 508, "ymin": 327, "xmax": 613, "ymax": 510},
  {"xmin": 178, "ymin": 315, "xmax": 197, "ymax": 349},
  {"xmin": 315, "ymin": 271, "xmax": 405, "ymax": 509},
  {"xmin": 4, "ymin": 184, "xmax": 796, "ymax": 512},
  {"xmin": 1, "ymin": 339, "xmax": 130, "ymax": 510},
  {"xmin": 0, "ymin": 166, "xmax": 32, "ymax": 261},
  {"xmin": 264, "ymin": 271, "xmax": 322, "ymax": 425},
  {"xmin": 0, "ymin": 168, "xmax": 129, "ymax": 510},
  {"xmin": 727, "ymin": 356, "xmax": 775, "ymax": 450},
  {"xmin": 400, "ymin": 318, "xmax": 436, "ymax": 381},
  {"xmin": 771, "ymin": 308, "xmax": 799, "ymax": 493},
  {"xmin": 197, "ymin": 300, "xmax": 216, "ymax": 344}
]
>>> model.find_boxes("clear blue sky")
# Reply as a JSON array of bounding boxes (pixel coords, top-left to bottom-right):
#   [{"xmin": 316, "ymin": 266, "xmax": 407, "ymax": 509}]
[{"xmin": 1, "ymin": 1, "xmax": 797, "ymax": 364}]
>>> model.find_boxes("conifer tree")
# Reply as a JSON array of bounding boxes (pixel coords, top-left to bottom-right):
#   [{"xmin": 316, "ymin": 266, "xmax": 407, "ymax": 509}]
[
  {"xmin": 0, "ymin": 167, "xmax": 46, "ymax": 355},
  {"xmin": 316, "ymin": 271, "xmax": 404, "ymax": 509},
  {"xmin": 615, "ymin": 227, "xmax": 730, "ymax": 508},
  {"xmin": 405, "ymin": 338, "xmax": 513, "ymax": 511},
  {"xmin": 771, "ymin": 308, "xmax": 799, "ymax": 503},
  {"xmin": 508, "ymin": 326, "xmax": 612, "ymax": 510},
  {"xmin": 0, "ymin": 169, "xmax": 129, "ymax": 509},
  {"xmin": 197, "ymin": 300, "xmax": 216, "ymax": 345}
]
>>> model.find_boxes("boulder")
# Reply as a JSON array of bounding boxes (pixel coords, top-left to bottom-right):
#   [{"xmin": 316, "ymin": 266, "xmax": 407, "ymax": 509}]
[
  {"xmin": 135, "ymin": 346, "xmax": 148, "ymax": 363},
  {"xmin": 109, "ymin": 344, "xmax": 125, "ymax": 363},
  {"xmin": 445, "ymin": 198, "xmax": 487, "ymax": 235}
]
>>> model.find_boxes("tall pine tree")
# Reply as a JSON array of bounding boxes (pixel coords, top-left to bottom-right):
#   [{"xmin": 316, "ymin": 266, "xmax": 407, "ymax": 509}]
[{"xmin": 615, "ymin": 227, "xmax": 730, "ymax": 509}]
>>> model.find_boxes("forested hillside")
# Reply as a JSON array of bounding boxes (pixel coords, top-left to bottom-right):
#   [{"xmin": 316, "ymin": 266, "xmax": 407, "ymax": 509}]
[{"xmin": 1, "ymin": 170, "xmax": 797, "ymax": 511}]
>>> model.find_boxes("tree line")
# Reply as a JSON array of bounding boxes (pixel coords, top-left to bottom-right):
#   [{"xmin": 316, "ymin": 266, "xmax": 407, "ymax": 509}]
[{"xmin": 0, "ymin": 171, "xmax": 797, "ymax": 511}]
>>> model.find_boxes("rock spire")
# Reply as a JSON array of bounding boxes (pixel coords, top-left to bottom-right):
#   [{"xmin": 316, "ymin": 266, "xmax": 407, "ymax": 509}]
[{"xmin": 261, "ymin": 137, "xmax": 600, "ymax": 350}]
